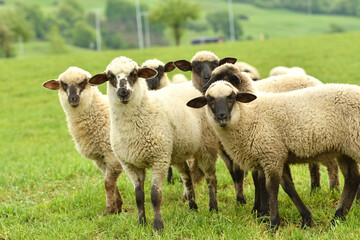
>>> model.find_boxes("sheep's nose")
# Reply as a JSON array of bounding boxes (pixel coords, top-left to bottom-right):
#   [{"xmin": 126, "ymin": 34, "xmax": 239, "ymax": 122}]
[
  {"xmin": 217, "ymin": 113, "xmax": 227, "ymax": 120},
  {"xmin": 69, "ymin": 95, "xmax": 78, "ymax": 102},
  {"xmin": 204, "ymin": 75, "xmax": 211, "ymax": 81}
]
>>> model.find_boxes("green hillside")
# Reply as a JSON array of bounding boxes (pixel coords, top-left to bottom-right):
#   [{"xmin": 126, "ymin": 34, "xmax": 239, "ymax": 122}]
[
  {"xmin": 0, "ymin": 32, "xmax": 360, "ymax": 239},
  {"xmin": 2, "ymin": 0, "xmax": 360, "ymax": 56}
]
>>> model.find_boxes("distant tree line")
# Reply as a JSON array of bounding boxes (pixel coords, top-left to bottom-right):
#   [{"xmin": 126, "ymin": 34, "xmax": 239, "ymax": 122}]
[{"xmin": 233, "ymin": 0, "xmax": 360, "ymax": 17}]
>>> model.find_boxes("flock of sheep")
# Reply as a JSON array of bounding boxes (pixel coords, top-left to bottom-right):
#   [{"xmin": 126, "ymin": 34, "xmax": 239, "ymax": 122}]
[{"xmin": 43, "ymin": 50, "xmax": 360, "ymax": 232}]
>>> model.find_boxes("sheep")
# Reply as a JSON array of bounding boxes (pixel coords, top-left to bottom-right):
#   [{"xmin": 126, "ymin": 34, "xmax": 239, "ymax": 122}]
[
  {"xmin": 141, "ymin": 59, "xmax": 178, "ymax": 184},
  {"xmin": 42, "ymin": 67, "xmax": 124, "ymax": 215},
  {"xmin": 89, "ymin": 56, "xmax": 219, "ymax": 231},
  {"xmin": 173, "ymin": 51, "xmax": 248, "ymax": 204},
  {"xmin": 141, "ymin": 59, "xmax": 175, "ymax": 90},
  {"xmin": 269, "ymin": 66, "xmax": 306, "ymax": 76},
  {"xmin": 188, "ymin": 63, "xmax": 360, "ymax": 229},
  {"xmin": 255, "ymin": 75, "xmax": 340, "ymax": 192},
  {"xmin": 235, "ymin": 61, "xmax": 261, "ymax": 80},
  {"xmin": 172, "ymin": 73, "xmax": 188, "ymax": 84}
]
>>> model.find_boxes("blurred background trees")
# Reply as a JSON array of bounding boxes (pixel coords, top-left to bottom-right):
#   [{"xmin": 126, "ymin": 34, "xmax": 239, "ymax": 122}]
[{"xmin": 1, "ymin": 0, "xmax": 360, "ymax": 58}]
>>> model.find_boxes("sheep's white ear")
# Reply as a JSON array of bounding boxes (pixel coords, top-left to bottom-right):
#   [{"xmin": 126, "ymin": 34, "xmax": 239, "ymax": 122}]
[
  {"xmin": 89, "ymin": 73, "xmax": 108, "ymax": 85},
  {"xmin": 164, "ymin": 62, "xmax": 176, "ymax": 72},
  {"xmin": 174, "ymin": 60, "xmax": 192, "ymax": 71},
  {"xmin": 43, "ymin": 80, "xmax": 60, "ymax": 90},
  {"xmin": 219, "ymin": 57, "xmax": 237, "ymax": 65},
  {"xmin": 138, "ymin": 67, "xmax": 158, "ymax": 79},
  {"xmin": 187, "ymin": 96, "xmax": 207, "ymax": 108},
  {"xmin": 236, "ymin": 93, "xmax": 257, "ymax": 103}
]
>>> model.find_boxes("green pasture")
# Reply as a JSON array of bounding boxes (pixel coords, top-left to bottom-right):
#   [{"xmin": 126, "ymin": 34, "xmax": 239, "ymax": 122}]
[{"xmin": 1, "ymin": 32, "xmax": 360, "ymax": 239}]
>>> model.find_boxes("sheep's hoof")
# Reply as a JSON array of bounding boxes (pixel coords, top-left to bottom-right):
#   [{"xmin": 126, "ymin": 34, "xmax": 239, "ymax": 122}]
[
  {"xmin": 256, "ymin": 209, "xmax": 270, "ymax": 218},
  {"xmin": 301, "ymin": 218, "xmax": 312, "ymax": 229},
  {"xmin": 209, "ymin": 206, "xmax": 218, "ymax": 212},
  {"xmin": 103, "ymin": 207, "xmax": 118, "ymax": 215},
  {"xmin": 189, "ymin": 201, "xmax": 198, "ymax": 211},
  {"xmin": 138, "ymin": 217, "xmax": 147, "ymax": 226},
  {"xmin": 236, "ymin": 196, "xmax": 247, "ymax": 205},
  {"xmin": 153, "ymin": 219, "xmax": 164, "ymax": 232}
]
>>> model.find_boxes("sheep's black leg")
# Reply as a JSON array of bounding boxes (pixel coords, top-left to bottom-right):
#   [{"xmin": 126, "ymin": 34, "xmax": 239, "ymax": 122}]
[
  {"xmin": 219, "ymin": 149, "xmax": 246, "ymax": 204},
  {"xmin": 258, "ymin": 170, "xmax": 270, "ymax": 216},
  {"xmin": 309, "ymin": 163, "xmax": 321, "ymax": 191},
  {"xmin": 252, "ymin": 171, "xmax": 260, "ymax": 213},
  {"xmin": 331, "ymin": 155, "xmax": 360, "ymax": 225},
  {"xmin": 172, "ymin": 162, "xmax": 198, "ymax": 210},
  {"xmin": 281, "ymin": 164, "xmax": 312, "ymax": 228},
  {"xmin": 167, "ymin": 167, "xmax": 174, "ymax": 184},
  {"xmin": 325, "ymin": 159, "xmax": 340, "ymax": 190},
  {"xmin": 265, "ymin": 172, "xmax": 281, "ymax": 230}
]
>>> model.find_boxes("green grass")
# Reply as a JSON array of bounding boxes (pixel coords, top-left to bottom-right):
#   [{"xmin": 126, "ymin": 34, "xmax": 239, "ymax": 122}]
[{"xmin": 1, "ymin": 32, "xmax": 360, "ymax": 239}]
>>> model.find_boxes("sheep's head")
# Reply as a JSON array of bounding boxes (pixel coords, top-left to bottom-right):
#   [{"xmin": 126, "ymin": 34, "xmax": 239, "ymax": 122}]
[
  {"xmin": 202, "ymin": 63, "xmax": 256, "ymax": 94},
  {"xmin": 89, "ymin": 56, "xmax": 157, "ymax": 104},
  {"xmin": 43, "ymin": 66, "xmax": 91, "ymax": 108},
  {"xmin": 235, "ymin": 62, "xmax": 261, "ymax": 81},
  {"xmin": 173, "ymin": 51, "xmax": 237, "ymax": 91},
  {"xmin": 187, "ymin": 81, "xmax": 256, "ymax": 127},
  {"xmin": 141, "ymin": 59, "xmax": 175, "ymax": 90}
]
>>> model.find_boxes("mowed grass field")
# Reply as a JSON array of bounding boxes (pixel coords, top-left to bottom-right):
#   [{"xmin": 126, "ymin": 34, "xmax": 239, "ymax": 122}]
[{"xmin": 1, "ymin": 32, "xmax": 360, "ymax": 239}]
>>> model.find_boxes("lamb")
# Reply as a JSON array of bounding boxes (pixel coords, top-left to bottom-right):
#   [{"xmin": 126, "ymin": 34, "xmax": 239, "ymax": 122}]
[
  {"xmin": 235, "ymin": 61, "xmax": 261, "ymax": 80},
  {"xmin": 89, "ymin": 56, "xmax": 218, "ymax": 231},
  {"xmin": 255, "ymin": 75, "xmax": 340, "ymax": 191},
  {"xmin": 174, "ymin": 51, "xmax": 248, "ymax": 204},
  {"xmin": 188, "ymin": 63, "xmax": 360, "ymax": 229},
  {"xmin": 141, "ymin": 59, "xmax": 175, "ymax": 90},
  {"xmin": 269, "ymin": 66, "xmax": 306, "ymax": 76},
  {"xmin": 42, "ymin": 67, "xmax": 124, "ymax": 215}
]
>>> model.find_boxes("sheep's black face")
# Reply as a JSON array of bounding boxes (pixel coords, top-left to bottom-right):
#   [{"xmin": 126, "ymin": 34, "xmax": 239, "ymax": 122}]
[
  {"xmin": 207, "ymin": 92, "xmax": 236, "ymax": 127},
  {"xmin": 192, "ymin": 60, "xmax": 219, "ymax": 87},
  {"xmin": 145, "ymin": 66, "xmax": 164, "ymax": 90},
  {"xmin": 61, "ymin": 79, "xmax": 87, "ymax": 108}
]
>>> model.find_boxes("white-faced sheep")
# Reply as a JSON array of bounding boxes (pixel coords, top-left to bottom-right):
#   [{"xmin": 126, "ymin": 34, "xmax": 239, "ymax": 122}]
[
  {"xmin": 269, "ymin": 66, "xmax": 306, "ymax": 76},
  {"xmin": 235, "ymin": 61, "xmax": 261, "ymax": 80},
  {"xmin": 188, "ymin": 63, "xmax": 360, "ymax": 229},
  {"xmin": 43, "ymin": 67, "xmax": 123, "ymax": 215},
  {"xmin": 89, "ymin": 56, "xmax": 219, "ymax": 231}
]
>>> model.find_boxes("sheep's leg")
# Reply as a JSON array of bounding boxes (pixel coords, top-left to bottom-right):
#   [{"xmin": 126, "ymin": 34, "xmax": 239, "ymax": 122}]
[
  {"xmin": 151, "ymin": 163, "xmax": 169, "ymax": 231},
  {"xmin": 265, "ymin": 171, "xmax": 281, "ymax": 229},
  {"xmin": 331, "ymin": 155, "xmax": 360, "ymax": 225},
  {"xmin": 252, "ymin": 171, "xmax": 260, "ymax": 213},
  {"xmin": 324, "ymin": 159, "xmax": 340, "ymax": 190},
  {"xmin": 122, "ymin": 163, "xmax": 146, "ymax": 226},
  {"xmin": 258, "ymin": 170, "xmax": 270, "ymax": 216},
  {"xmin": 104, "ymin": 170, "xmax": 122, "ymax": 215},
  {"xmin": 197, "ymin": 157, "xmax": 218, "ymax": 211},
  {"xmin": 219, "ymin": 149, "xmax": 246, "ymax": 204},
  {"xmin": 167, "ymin": 167, "xmax": 174, "ymax": 184},
  {"xmin": 309, "ymin": 163, "xmax": 321, "ymax": 191},
  {"xmin": 172, "ymin": 162, "xmax": 198, "ymax": 210},
  {"xmin": 281, "ymin": 164, "xmax": 312, "ymax": 228}
]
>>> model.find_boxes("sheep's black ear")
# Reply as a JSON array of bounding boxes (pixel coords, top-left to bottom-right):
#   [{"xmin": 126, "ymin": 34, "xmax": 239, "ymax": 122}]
[
  {"xmin": 219, "ymin": 57, "xmax": 237, "ymax": 65},
  {"xmin": 174, "ymin": 60, "xmax": 192, "ymax": 71},
  {"xmin": 89, "ymin": 73, "xmax": 108, "ymax": 85},
  {"xmin": 164, "ymin": 62, "xmax": 176, "ymax": 72},
  {"xmin": 138, "ymin": 67, "xmax": 158, "ymax": 79},
  {"xmin": 236, "ymin": 93, "xmax": 257, "ymax": 103},
  {"xmin": 187, "ymin": 96, "xmax": 207, "ymax": 108},
  {"xmin": 43, "ymin": 80, "xmax": 60, "ymax": 90}
]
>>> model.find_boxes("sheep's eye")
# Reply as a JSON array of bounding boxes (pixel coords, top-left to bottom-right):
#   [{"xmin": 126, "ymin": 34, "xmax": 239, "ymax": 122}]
[
  {"xmin": 78, "ymin": 79, "xmax": 87, "ymax": 89},
  {"xmin": 61, "ymin": 81, "xmax": 68, "ymax": 91}
]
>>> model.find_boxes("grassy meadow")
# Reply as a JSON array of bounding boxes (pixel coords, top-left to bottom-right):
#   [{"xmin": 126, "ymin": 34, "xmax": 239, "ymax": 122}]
[{"xmin": 1, "ymin": 32, "xmax": 360, "ymax": 239}]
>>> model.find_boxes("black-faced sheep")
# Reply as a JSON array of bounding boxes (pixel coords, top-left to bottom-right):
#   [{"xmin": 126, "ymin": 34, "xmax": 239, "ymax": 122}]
[
  {"xmin": 43, "ymin": 67, "xmax": 124, "ymax": 215},
  {"xmin": 189, "ymin": 64, "xmax": 360, "ymax": 229},
  {"xmin": 89, "ymin": 56, "xmax": 219, "ymax": 231}
]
